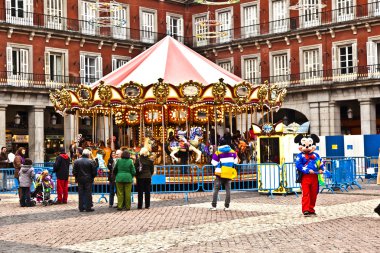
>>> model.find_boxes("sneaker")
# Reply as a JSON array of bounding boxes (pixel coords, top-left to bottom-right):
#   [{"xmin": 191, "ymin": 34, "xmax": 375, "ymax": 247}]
[
  {"xmin": 224, "ymin": 207, "xmax": 230, "ymax": 211},
  {"xmin": 209, "ymin": 207, "xmax": 217, "ymax": 211},
  {"xmin": 303, "ymin": 211, "xmax": 310, "ymax": 216}
]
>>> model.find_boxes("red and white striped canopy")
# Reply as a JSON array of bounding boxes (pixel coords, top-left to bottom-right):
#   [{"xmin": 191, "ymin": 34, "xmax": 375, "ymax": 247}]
[{"xmin": 92, "ymin": 36, "xmax": 243, "ymax": 87}]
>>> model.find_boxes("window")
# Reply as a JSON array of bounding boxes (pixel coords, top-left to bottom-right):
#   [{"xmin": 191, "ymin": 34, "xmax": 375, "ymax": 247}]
[
  {"xmin": 6, "ymin": 46, "xmax": 29, "ymax": 77},
  {"xmin": 271, "ymin": 0, "xmax": 289, "ymax": 33},
  {"xmin": 332, "ymin": 42, "xmax": 357, "ymax": 81},
  {"xmin": 242, "ymin": 56, "xmax": 260, "ymax": 83},
  {"xmin": 218, "ymin": 60, "xmax": 233, "ymax": 72},
  {"xmin": 271, "ymin": 53, "xmax": 289, "ymax": 83},
  {"xmin": 217, "ymin": 9, "xmax": 233, "ymax": 43},
  {"xmin": 112, "ymin": 57, "xmax": 130, "ymax": 71},
  {"xmin": 5, "ymin": 0, "xmax": 33, "ymax": 25},
  {"xmin": 112, "ymin": 4, "xmax": 128, "ymax": 40},
  {"xmin": 166, "ymin": 14, "xmax": 184, "ymax": 42},
  {"xmin": 45, "ymin": 0, "xmax": 64, "ymax": 30},
  {"xmin": 367, "ymin": 40, "xmax": 380, "ymax": 76},
  {"xmin": 140, "ymin": 8, "xmax": 157, "ymax": 43},
  {"xmin": 81, "ymin": 1, "xmax": 97, "ymax": 35},
  {"xmin": 369, "ymin": 0, "xmax": 380, "ymax": 16},
  {"xmin": 193, "ymin": 14, "xmax": 208, "ymax": 47},
  {"xmin": 300, "ymin": 0, "xmax": 321, "ymax": 28},
  {"xmin": 44, "ymin": 50, "xmax": 67, "ymax": 83},
  {"xmin": 241, "ymin": 3, "xmax": 259, "ymax": 38},
  {"xmin": 334, "ymin": 0, "xmax": 355, "ymax": 22},
  {"xmin": 300, "ymin": 48, "xmax": 322, "ymax": 84},
  {"xmin": 80, "ymin": 54, "xmax": 102, "ymax": 84}
]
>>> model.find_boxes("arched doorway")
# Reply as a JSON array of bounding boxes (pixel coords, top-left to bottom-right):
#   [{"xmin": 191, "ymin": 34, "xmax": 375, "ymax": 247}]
[{"xmin": 272, "ymin": 108, "xmax": 308, "ymax": 126}]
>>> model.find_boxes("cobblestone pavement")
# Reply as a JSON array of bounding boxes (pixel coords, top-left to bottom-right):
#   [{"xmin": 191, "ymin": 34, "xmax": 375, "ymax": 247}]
[{"xmin": 0, "ymin": 184, "xmax": 379, "ymax": 253}]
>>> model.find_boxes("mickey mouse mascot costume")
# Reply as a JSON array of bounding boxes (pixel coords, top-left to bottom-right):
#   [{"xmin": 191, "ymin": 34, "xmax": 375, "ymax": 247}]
[{"xmin": 294, "ymin": 134, "xmax": 325, "ymax": 216}]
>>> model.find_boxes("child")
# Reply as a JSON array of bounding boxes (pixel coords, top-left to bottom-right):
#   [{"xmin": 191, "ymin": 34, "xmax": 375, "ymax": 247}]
[
  {"xmin": 18, "ymin": 158, "xmax": 35, "ymax": 207},
  {"xmin": 32, "ymin": 170, "xmax": 54, "ymax": 202}
]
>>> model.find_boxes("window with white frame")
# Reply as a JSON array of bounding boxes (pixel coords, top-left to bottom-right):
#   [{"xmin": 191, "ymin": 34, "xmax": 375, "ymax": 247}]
[
  {"xmin": 194, "ymin": 14, "xmax": 208, "ymax": 47},
  {"xmin": 112, "ymin": 57, "xmax": 130, "ymax": 71},
  {"xmin": 242, "ymin": 3, "xmax": 259, "ymax": 38},
  {"xmin": 218, "ymin": 60, "xmax": 233, "ymax": 72},
  {"xmin": 271, "ymin": 53, "xmax": 289, "ymax": 83},
  {"xmin": 217, "ymin": 9, "xmax": 232, "ymax": 43},
  {"xmin": 81, "ymin": 1, "xmax": 97, "ymax": 35},
  {"xmin": 302, "ymin": 48, "xmax": 321, "ymax": 78},
  {"xmin": 166, "ymin": 14, "xmax": 184, "ymax": 42},
  {"xmin": 45, "ymin": 50, "xmax": 67, "ymax": 83},
  {"xmin": 301, "ymin": 0, "xmax": 321, "ymax": 28},
  {"xmin": 140, "ymin": 8, "xmax": 157, "ymax": 43},
  {"xmin": 271, "ymin": 0, "xmax": 289, "ymax": 33},
  {"xmin": 112, "ymin": 4, "xmax": 128, "ymax": 40},
  {"xmin": 80, "ymin": 54, "xmax": 102, "ymax": 84},
  {"xmin": 334, "ymin": 0, "xmax": 355, "ymax": 22},
  {"xmin": 367, "ymin": 40, "xmax": 380, "ymax": 74},
  {"xmin": 45, "ymin": 0, "xmax": 65, "ymax": 30},
  {"xmin": 6, "ymin": 46, "xmax": 30, "ymax": 79},
  {"xmin": 369, "ymin": 0, "xmax": 380, "ymax": 16},
  {"xmin": 242, "ymin": 56, "xmax": 260, "ymax": 83},
  {"xmin": 332, "ymin": 42, "xmax": 357, "ymax": 79},
  {"xmin": 5, "ymin": 0, "xmax": 33, "ymax": 25}
]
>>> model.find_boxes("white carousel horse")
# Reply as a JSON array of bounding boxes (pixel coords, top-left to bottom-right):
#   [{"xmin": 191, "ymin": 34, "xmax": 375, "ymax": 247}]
[{"xmin": 169, "ymin": 127, "xmax": 203, "ymax": 163}]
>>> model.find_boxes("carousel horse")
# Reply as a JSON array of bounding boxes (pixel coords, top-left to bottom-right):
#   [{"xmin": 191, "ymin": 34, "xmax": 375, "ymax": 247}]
[
  {"xmin": 200, "ymin": 142, "xmax": 213, "ymax": 164},
  {"xmin": 169, "ymin": 128, "xmax": 203, "ymax": 163}
]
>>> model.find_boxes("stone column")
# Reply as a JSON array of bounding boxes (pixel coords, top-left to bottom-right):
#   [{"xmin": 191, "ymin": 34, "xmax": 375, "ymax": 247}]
[
  {"xmin": 0, "ymin": 105, "xmax": 7, "ymax": 148},
  {"xmin": 359, "ymin": 98, "xmax": 376, "ymax": 134},
  {"xmin": 64, "ymin": 114, "xmax": 75, "ymax": 152},
  {"xmin": 28, "ymin": 106, "xmax": 45, "ymax": 163},
  {"xmin": 309, "ymin": 102, "xmax": 320, "ymax": 135},
  {"xmin": 319, "ymin": 102, "xmax": 330, "ymax": 136},
  {"xmin": 329, "ymin": 101, "xmax": 341, "ymax": 135}
]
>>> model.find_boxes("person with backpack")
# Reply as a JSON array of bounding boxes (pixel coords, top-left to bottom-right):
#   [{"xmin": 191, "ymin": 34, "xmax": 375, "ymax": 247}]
[
  {"xmin": 135, "ymin": 147, "xmax": 154, "ymax": 209},
  {"xmin": 53, "ymin": 148, "xmax": 70, "ymax": 204}
]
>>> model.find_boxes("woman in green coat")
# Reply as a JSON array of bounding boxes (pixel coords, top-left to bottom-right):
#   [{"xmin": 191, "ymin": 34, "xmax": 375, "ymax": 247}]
[{"xmin": 114, "ymin": 150, "xmax": 135, "ymax": 210}]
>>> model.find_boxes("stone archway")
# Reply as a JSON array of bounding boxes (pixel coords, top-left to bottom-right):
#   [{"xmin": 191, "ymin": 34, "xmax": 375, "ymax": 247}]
[{"xmin": 273, "ymin": 108, "xmax": 309, "ymax": 126}]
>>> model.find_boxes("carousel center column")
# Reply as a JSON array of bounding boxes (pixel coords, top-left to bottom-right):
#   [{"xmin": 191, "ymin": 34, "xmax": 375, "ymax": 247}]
[
  {"xmin": 96, "ymin": 115, "xmax": 110, "ymax": 144},
  {"xmin": 28, "ymin": 106, "xmax": 45, "ymax": 163},
  {"xmin": 0, "ymin": 105, "xmax": 7, "ymax": 148},
  {"xmin": 64, "ymin": 114, "xmax": 75, "ymax": 152}
]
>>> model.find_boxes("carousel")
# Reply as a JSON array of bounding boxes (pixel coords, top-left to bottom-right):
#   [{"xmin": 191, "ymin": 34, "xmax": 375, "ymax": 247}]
[{"xmin": 49, "ymin": 36, "xmax": 287, "ymax": 165}]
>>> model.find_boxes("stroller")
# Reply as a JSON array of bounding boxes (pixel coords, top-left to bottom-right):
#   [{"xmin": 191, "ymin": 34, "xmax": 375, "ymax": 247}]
[{"xmin": 31, "ymin": 170, "xmax": 54, "ymax": 206}]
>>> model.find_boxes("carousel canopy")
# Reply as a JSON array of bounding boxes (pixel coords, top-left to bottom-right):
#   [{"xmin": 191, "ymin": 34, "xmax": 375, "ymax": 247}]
[{"xmin": 92, "ymin": 36, "xmax": 244, "ymax": 87}]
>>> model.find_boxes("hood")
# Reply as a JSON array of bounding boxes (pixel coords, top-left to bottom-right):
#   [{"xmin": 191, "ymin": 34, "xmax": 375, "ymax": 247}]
[
  {"xmin": 21, "ymin": 165, "xmax": 33, "ymax": 173},
  {"xmin": 218, "ymin": 145, "xmax": 232, "ymax": 153},
  {"xmin": 60, "ymin": 153, "xmax": 69, "ymax": 160}
]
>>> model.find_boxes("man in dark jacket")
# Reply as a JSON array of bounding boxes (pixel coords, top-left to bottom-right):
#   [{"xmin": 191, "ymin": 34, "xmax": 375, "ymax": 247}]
[
  {"xmin": 53, "ymin": 147, "xmax": 70, "ymax": 204},
  {"xmin": 0, "ymin": 147, "xmax": 8, "ymax": 168},
  {"xmin": 135, "ymin": 147, "xmax": 154, "ymax": 209},
  {"xmin": 73, "ymin": 148, "xmax": 97, "ymax": 212}
]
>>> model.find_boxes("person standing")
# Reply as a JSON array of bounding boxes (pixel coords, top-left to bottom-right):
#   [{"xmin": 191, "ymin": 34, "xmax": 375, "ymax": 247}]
[
  {"xmin": 18, "ymin": 158, "xmax": 34, "ymax": 207},
  {"xmin": 107, "ymin": 150, "xmax": 117, "ymax": 208},
  {"xmin": 209, "ymin": 138, "xmax": 238, "ymax": 211},
  {"xmin": 114, "ymin": 150, "xmax": 135, "ymax": 211},
  {"xmin": 73, "ymin": 149, "xmax": 97, "ymax": 212},
  {"xmin": 136, "ymin": 147, "xmax": 154, "ymax": 209},
  {"xmin": 0, "ymin": 147, "xmax": 8, "ymax": 168},
  {"xmin": 53, "ymin": 147, "xmax": 70, "ymax": 204},
  {"xmin": 13, "ymin": 147, "xmax": 26, "ymax": 198}
]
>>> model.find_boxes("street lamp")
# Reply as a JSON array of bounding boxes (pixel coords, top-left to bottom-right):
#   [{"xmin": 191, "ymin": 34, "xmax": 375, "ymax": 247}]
[
  {"xmin": 14, "ymin": 113, "xmax": 21, "ymax": 125},
  {"xmin": 283, "ymin": 115, "xmax": 289, "ymax": 126},
  {"xmin": 51, "ymin": 114, "xmax": 57, "ymax": 125},
  {"xmin": 347, "ymin": 107, "xmax": 353, "ymax": 119}
]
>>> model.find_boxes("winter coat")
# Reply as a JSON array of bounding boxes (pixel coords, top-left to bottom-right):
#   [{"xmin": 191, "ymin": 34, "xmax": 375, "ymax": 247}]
[
  {"xmin": 13, "ymin": 154, "xmax": 25, "ymax": 178},
  {"xmin": 72, "ymin": 157, "xmax": 97, "ymax": 184},
  {"xmin": 114, "ymin": 158, "xmax": 135, "ymax": 183},
  {"xmin": 53, "ymin": 153, "xmax": 70, "ymax": 180},
  {"xmin": 19, "ymin": 165, "xmax": 35, "ymax": 187},
  {"xmin": 211, "ymin": 145, "xmax": 238, "ymax": 178},
  {"xmin": 0, "ymin": 152, "xmax": 8, "ymax": 168},
  {"xmin": 107, "ymin": 157, "xmax": 115, "ymax": 182},
  {"xmin": 135, "ymin": 155, "xmax": 154, "ymax": 179}
]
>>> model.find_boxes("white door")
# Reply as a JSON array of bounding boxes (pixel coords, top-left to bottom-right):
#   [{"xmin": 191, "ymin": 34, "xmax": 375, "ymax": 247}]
[
  {"xmin": 243, "ymin": 58, "xmax": 259, "ymax": 83},
  {"xmin": 166, "ymin": 16, "xmax": 184, "ymax": 42},
  {"xmin": 272, "ymin": 0, "xmax": 288, "ymax": 33},
  {"xmin": 112, "ymin": 5, "xmax": 127, "ymax": 40},
  {"xmin": 81, "ymin": 1, "xmax": 97, "ymax": 35},
  {"xmin": 141, "ymin": 11, "xmax": 155, "ymax": 43},
  {"xmin": 272, "ymin": 54, "xmax": 289, "ymax": 83},
  {"xmin": 194, "ymin": 15, "xmax": 208, "ymax": 47},
  {"xmin": 218, "ymin": 10, "xmax": 232, "ymax": 43},
  {"xmin": 301, "ymin": 0, "xmax": 321, "ymax": 28},
  {"xmin": 336, "ymin": 0, "xmax": 354, "ymax": 22},
  {"xmin": 6, "ymin": 0, "xmax": 33, "ymax": 25},
  {"xmin": 45, "ymin": 0, "xmax": 64, "ymax": 30},
  {"xmin": 302, "ymin": 49, "xmax": 320, "ymax": 84},
  {"xmin": 243, "ymin": 5, "xmax": 258, "ymax": 38},
  {"xmin": 370, "ymin": 0, "xmax": 380, "ymax": 16}
]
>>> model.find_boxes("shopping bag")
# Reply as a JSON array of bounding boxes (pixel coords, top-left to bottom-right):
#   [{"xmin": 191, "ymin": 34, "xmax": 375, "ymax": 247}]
[
  {"xmin": 318, "ymin": 173, "xmax": 325, "ymax": 187},
  {"xmin": 220, "ymin": 166, "xmax": 237, "ymax": 179}
]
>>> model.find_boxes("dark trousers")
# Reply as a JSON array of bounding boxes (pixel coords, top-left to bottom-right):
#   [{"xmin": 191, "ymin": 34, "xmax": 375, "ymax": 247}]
[
  {"xmin": 20, "ymin": 187, "xmax": 31, "ymax": 207},
  {"xmin": 78, "ymin": 182, "xmax": 92, "ymax": 211},
  {"xmin": 109, "ymin": 182, "xmax": 116, "ymax": 206},
  {"xmin": 57, "ymin": 179, "xmax": 68, "ymax": 203},
  {"xmin": 137, "ymin": 178, "xmax": 151, "ymax": 209},
  {"xmin": 212, "ymin": 176, "xmax": 231, "ymax": 208}
]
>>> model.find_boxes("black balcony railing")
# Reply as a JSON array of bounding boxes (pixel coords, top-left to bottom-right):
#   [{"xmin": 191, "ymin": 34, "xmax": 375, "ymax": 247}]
[
  {"xmin": 1, "ymin": 65, "xmax": 380, "ymax": 90},
  {"xmin": 1, "ymin": 2, "xmax": 380, "ymax": 47}
]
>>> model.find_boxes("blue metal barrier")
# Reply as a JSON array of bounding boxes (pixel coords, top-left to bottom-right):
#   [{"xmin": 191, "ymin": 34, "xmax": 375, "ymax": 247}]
[
  {"xmin": 320, "ymin": 159, "xmax": 359, "ymax": 193},
  {"xmin": 281, "ymin": 163, "xmax": 301, "ymax": 196},
  {"xmin": 257, "ymin": 163, "xmax": 281, "ymax": 198},
  {"xmin": 366, "ymin": 156, "xmax": 378, "ymax": 184},
  {"xmin": 201, "ymin": 164, "xmax": 258, "ymax": 192},
  {"xmin": 322, "ymin": 156, "xmax": 367, "ymax": 182}
]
